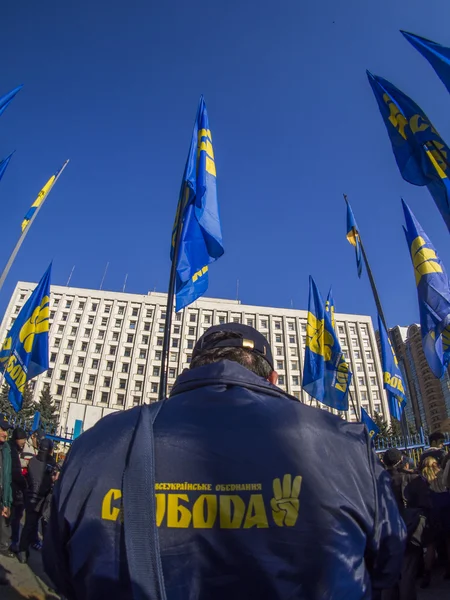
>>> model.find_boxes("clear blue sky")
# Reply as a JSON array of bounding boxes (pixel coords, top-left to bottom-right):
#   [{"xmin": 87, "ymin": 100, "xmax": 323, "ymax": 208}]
[{"xmin": 1, "ymin": 0, "xmax": 450, "ymax": 328}]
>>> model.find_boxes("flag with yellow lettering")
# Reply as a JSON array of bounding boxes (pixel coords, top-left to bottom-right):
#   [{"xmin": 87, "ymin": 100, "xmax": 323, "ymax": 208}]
[
  {"xmin": 21, "ymin": 164, "xmax": 66, "ymax": 232},
  {"xmin": 402, "ymin": 200, "xmax": 450, "ymax": 378},
  {"xmin": 378, "ymin": 314, "xmax": 407, "ymax": 421},
  {"xmin": 302, "ymin": 277, "xmax": 351, "ymax": 411},
  {"xmin": 401, "ymin": 31, "xmax": 450, "ymax": 96},
  {"xmin": 0, "ymin": 84, "xmax": 22, "ymax": 118},
  {"xmin": 361, "ymin": 407, "xmax": 380, "ymax": 439},
  {"xmin": 346, "ymin": 200, "xmax": 362, "ymax": 278},
  {"xmin": 325, "ymin": 287, "xmax": 336, "ymax": 330},
  {"xmin": 0, "ymin": 265, "xmax": 51, "ymax": 411},
  {"xmin": 172, "ymin": 96, "xmax": 224, "ymax": 311},
  {"xmin": 367, "ymin": 71, "xmax": 450, "ymax": 232},
  {"xmin": 0, "ymin": 152, "xmax": 14, "ymax": 185}
]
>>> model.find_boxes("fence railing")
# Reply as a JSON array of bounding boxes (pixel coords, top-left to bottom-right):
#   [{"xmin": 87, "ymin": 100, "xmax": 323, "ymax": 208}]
[{"xmin": 6, "ymin": 411, "xmax": 83, "ymax": 445}]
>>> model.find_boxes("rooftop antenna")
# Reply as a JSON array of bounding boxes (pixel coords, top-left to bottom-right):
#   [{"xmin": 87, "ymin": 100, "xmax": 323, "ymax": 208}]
[
  {"xmin": 66, "ymin": 265, "xmax": 75, "ymax": 287},
  {"xmin": 99, "ymin": 262, "xmax": 109, "ymax": 290},
  {"xmin": 122, "ymin": 273, "xmax": 128, "ymax": 293},
  {"xmin": 236, "ymin": 278, "xmax": 240, "ymax": 301}
]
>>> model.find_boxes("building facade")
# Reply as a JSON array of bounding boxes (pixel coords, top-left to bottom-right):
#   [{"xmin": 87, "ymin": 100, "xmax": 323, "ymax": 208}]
[
  {"xmin": 389, "ymin": 324, "xmax": 450, "ymax": 433},
  {"xmin": 0, "ymin": 282, "xmax": 389, "ymax": 432}
]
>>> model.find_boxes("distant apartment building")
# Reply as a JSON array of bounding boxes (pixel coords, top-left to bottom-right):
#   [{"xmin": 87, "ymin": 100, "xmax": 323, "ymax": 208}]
[
  {"xmin": 389, "ymin": 324, "xmax": 450, "ymax": 433},
  {"xmin": 0, "ymin": 282, "xmax": 389, "ymax": 432}
]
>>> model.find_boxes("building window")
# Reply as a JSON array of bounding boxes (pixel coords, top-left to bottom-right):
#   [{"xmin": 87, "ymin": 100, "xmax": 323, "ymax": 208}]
[
  {"xmin": 278, "ymin": 375, "xmax": 285, "ymax": 385},
  {"xmin": 71, "ymin": 327, "xmax": 77, "ymax": 335},
  {"xmin": 289, "ymin": 335, "xmax": 295, "ymax": 344},
  {"xmin": 139, "ymin": 350, "xmax": 147, "ymax": 359},
  {"xmin": 354, "ymin": 350, "xmax": 361, "ymax": 359},
  {"xmin": 66, "ymin": 339, "xmax": 73, "ymax": 349},
  {"xmin": 232, "ymin": 316, "xmax": 240, "ymax": 323},
  {"xmin": 276, "ymin": 347, "xmax": 283, "ymax": 356},
  {"xmin": 144, "ymin": 323, "xmax": 150, "ymax": 332},
  {"xmin": 352, "ymin": 338, "xmax": 358, "ymax": 347},
  {"xmin": 247, "ymin": 319, "xmax": 255, "ymax": 327},
  {"xmin": 168, "ymin": 368, "xmax": 175, "ymax": 379},
  {"xmin": 133, "ymin": 396, "xmax": 140, "ymax": 406},
  {"xmin": 135, "ymin": 381, "xmax": 143, "ymax": 392},
  {"xmin": 61, "ymin": 313, "xmax": 68, "ymax": 322},
  {"xmin": 358, "ymin": 377, "xmax": 365, "ymax": 386},
  {"xmin": 189, "ymin": 313, "xmax": 196, "ymax": 323},
  {"xmin": 187, "ymin": 340, "xmax": 194, "ymax": 349},
  {"xmin": 338, "ymin": 325, "xmax": 344, "ymax": 334},
  {"xmin": 175, "ymin": 313, "xmax": 182, "ymax": 322},
  {"xmin": 275, "ymin": 321, "xmax": 281, "ymax": 330},
  {"xmin": 57, "ymin": 325, "xmax": 64, "ymax": 334},
  {"xmin": 91, "ymin": 303, "xmax": 98, "ymax": 312},
  {"xmin": 370, "ymin": 377, "xmax": 376, "ymax": 386},
  {"xmin": 170, "ymin": 352, "xmax": 177, "ymax": 362},
  {"xmin": 87, "ymin": 316, "xmax": 94, "ymax": 325},
  {"xmin": 81, "ymin": 342, "xmax": 88, "ymax": 351},
  {"xmin": 361, "ymin": 391, "xmax": 368, "ymax": 401},
  {"xmin": 363, "ymin": 339, "xmax": 369, "ymax": 348},
  {"xmin": 56, "ymin": 385, "xmax": 64, "ymax": 395},
  {"xmin": 118, "ymin": 306, "xmax": 125, "ymax": 315},
  {"xmin": 122, "ymin": 363, "xmax": 129, "ymax": 373},
  {"xmin": 109, "ymin": 346, "xmax": 117, "ymax": 355},
  {"xmin": 112, "ymin": 332, "xmax": 119, "ymax": 341},
  {"xmin": 291, "ymin": 361, "xmax": 298, "ymax": 371},
  {"xmin": 172, "ymin": 338, "xmax": 179, "ymax": 348},
  {"xmin": 276, "ymin": 360, "xmax": 284, "ymax": 370},
  {"xmin": 288, "ymin": 322, "xmax": 294, "ymax": 331},
  {"xmin": 155, "ymin": 351, "xmax": 162, "ymax": 360},
  {"xmin": 50, "ymin": 353, "xmax": 57, "ymax": 362},
  {"xmin": 218, "ymin": 316, "xmax": 225, "ymax": 325},
  {"xmin": 100, "ymin": 392, "xmax": 109, "ymax": 403},
  {"xmin": 153, "ymin": 366, "xmax": 160, "ymax": 377},
  {"xmin": 84, "ymin": 328, "xmax": 92, "ymax": 338},
  {"xmin": 70, "ymin": 387, "xmax": 78, "ymax": 398},
  {"xmin": 74, "ymin": 315, "xmax": 81, "ymax": 324},
  {"xmin": 290, "ymin": 348, "xmax": 298, "ymax": 357},
  {"xmin": 260, "ymin": 319, "xmax": 267, "ymax": 329},
  {"xmin": 361, "ymin": 325, "xmax": 368, "ymax": 335},
  {"xmin": 186, "ymin": 355, "xmax": 192, "ymax": 364},
  {"xmin": 116, "ymin": 394, "xmax": 125, "ymax": 405},
  {"xmin": 374, "ymin": 403, "xmax": 381, "ymax": 413},
  {"xmin": 127, "ymin": 334, "xmax": 134, "ymax": 343},
  {"xmin": 142, "ymin": 335, "xmax": 149, "ymax": 345},
  {"xmin": 59, "ymin": 370, "xmax": 67, "ymax": 381},
  {"xmin": 293, "ymin": 391, "xmax": 301, "ymax": 400},
  {"xmin": 101, "ymin": 317, "xmax": 108, "ymax": 326},
  {"xmin": 104, "ymin": 305, "xmax": 111, "ymax": 314},
  {"xmin": 292, "ymin": 376, "xmax": 299, "ymax": 386},
  {"xmin": 78, "ymin": 301, "xmax": 85, "ymax": 310},
  {"xmin": 151, "ymin": 383, "xmax": 158, "ymax": 394},
  {"xmin": 74, "ymin": 373, "xmax": 81, "ymax": 383},
  {"xmin": 146, "ymin": 308, "xmax": 152, "ymax": 318},
  {"xmin": 275, "ymin": 334, "xmax": 282, "ymax": 343},
  {"xmin": 368, "ymin": 364, "xmax": 375, "ymax": 372},
  {"xmin": 187, "ymin": 327, "xmax": 194, "ymax": 336},
  {"xmin": 118, "ymin": 380, "xmax": 126, "ymax": 390},
  {"xmin": 301, "ymin": 323, "xmax": 307, "ymax": 333},
  {"xmin": 46, "ymin": 368, "xmax": 53, "ymax": 378},
  {"xmin": 137, "ymin": 365, "xmax": 144, "ymax": 375},
  {"xmin": 160, "ymin": 311, "xmax": 167, "ymax": 320},
  {"xmin": 204, "ymin": 315, "xmax": 211, "ymax": 324},
  {"xmin": 124, "ymin": 348, "xmax": 131, "ymax": 358},
  {"xmin": 103, "ymin": 377, "xmax": 111, "ymax": 387},
  {"xmin": 115, "ymin": 319, "xmax": 122, "ymax": 328},
  {"xmin": 132, "ymin": 308, "xmax": 138, "ymax": 317},
  {"xmin": 158, "ymin": 324, "xmax": 165, "ymax": 333},
  {"xmin": 52, "ymin": 297, "xmax": 58, "ymax": 305},
  {"xmin": 63, "ymin": 354, "xmax": 70, "ymax": 365},
  {"xmin": 373, "ymin": 391, "xmax": 379, "ymax": 400},
  {"xmin": 88, "ymin": 374, "xmax": 96, "ymax": 385},
  {"xmin": 365, "ymin": 351, "xmax": 372, "ymax": 360},
  {"xmin": 172, "ymin": 326, "xmax": 180, "ymax": 335},
  {"xmin": 349, "ymin": 325, "xmax": 356, "ymax": 335},
  {"xmin": 106, "ymin": 361, "xmax": 113, "ymax": 371},
  {"xmin": 357, "ymin": 364, "xmax": 363, "ymax": 372},
  {"xmin": 77, "ymin": 357, "xmax": 84, "ymax": 367},
  {"xmin": 94, "ymin": 344, "xmax": 101, "ymax": 353},
  {"xmin": 129, "ymin": 321, "xmax": 136, "ymax": 330}
]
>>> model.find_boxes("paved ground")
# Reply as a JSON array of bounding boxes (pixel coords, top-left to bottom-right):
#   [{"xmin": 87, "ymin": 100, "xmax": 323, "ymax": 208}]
[{"xmin": 1, "ymin": 551, "xmax": 450, "ymax": 599}]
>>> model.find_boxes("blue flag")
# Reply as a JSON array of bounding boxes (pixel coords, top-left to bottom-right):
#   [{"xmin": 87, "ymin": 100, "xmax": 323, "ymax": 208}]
[
  {"xmin": 0, "ymin": 265, "xmax": 51, "ymax": 411},
  {"xmin": 0, "ymin": 152, "xmax": 14, "ymax": 184},
  {"xmin": 302, "ymin": 277, "xmax": 351, "ymax": 411},
  {"xmin": 402, "ymin": 200, "xmax": 450, "ymax": 378},
  {"xmin": 172, "ymin": 96, "xmax": 224, "ymax": 311},
  {"xmin": 367, "ymin": 71, "xmax": 450, "ymax": 232},
  {"xmin": 401, "ymin": 31, "xmax": 450, "ymax": 96},
  {"xmin": 0, "ymin": 85, "xmax": 23, "ymax": 118},
  {"xmin": 346, "ymin": 200, "xmax": 362, "ymax": 278},
  {"xmin": 378, "ymin": 314, "xmax": 407, "ymax": 421},
  {"xmin": 325, "ymin": 287, "xmax": 336, "ymax": 330},
  {"xmin": 361, "ymin": 407, "xmax": 380, "ymax": 439}
]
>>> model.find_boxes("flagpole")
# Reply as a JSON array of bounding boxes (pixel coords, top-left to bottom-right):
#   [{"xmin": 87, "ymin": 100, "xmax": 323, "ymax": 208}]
[
  {"xmin": 343, "ymin": 194, "xmax": 409, "ymax": 451},
  {"xmin": 0, "ymin": 160, "xmax": 69, "ymax": 294},
  {"xmin": 158, "ymin": 196, "xmax": 185, "ymax": 401}
]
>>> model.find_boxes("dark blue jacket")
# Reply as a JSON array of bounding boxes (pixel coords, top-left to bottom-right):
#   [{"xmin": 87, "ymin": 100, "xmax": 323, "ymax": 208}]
[{"xmin": 43, "ymin": 360, "xmax": 406, "ymax": 600}]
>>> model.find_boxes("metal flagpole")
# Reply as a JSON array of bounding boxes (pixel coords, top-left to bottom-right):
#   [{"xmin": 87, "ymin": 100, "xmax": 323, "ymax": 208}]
[
  {"xmin": 158, "ymin": 190, "xmax": 186, "ymax": 401},
  {"xmin": 122, "ymin": 273, "xmax": 128, "ymax": 293},
  {"xmin": 0, "ymin": 159, "xmax": 69, "ymax": 294},
  {"xmin": 66, "ymin": 265, "xmax": 75, "ymax": 287},
  {"xmin": 99, "ymin": 262, "xmax": 109, "ymax": 290},
  {"xmin": 343, "ymin": 193, "xmax": 410, "ymax": 451}
]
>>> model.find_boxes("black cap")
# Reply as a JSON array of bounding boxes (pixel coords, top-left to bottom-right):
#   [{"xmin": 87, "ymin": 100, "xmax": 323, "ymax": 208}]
[
  {"xmin": 383, "ymin": 448, "xmax": 403, "ymax": 468},
  {"xmin": 12, "ymin": 427, "xmax": 27, "ymax": 440},
  {"xmin": 0, "ymin": 414, "xmax": 12, "ymax": 431},
  {"xmin": 192, "ymin": 323, "xmax": 274, "ymax": 369},
  {"xmin": 39, "ymin": 438, "xmax": 54, "ymax": 452}
]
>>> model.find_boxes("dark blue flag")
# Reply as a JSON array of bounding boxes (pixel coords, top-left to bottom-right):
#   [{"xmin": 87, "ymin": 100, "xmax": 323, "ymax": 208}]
[
  {"xmin": 0, "ymin": 85, "xmax": 23, "ymax": 118},
  {"xmin": 0, "ymin": 152, "xmax": 14, "ymax": 184},
  {"xmin": 361, "ymin": 407, "xmax": 380, "ymax": 439},
  {"xmin": 0, "ymin": 265, "xmax": 51, "ymax": 411},
  {"xmin": 302, "ymin": 277, "xmax": 351, "ymax": 411},
  {"xmin": 368, "ymin": 71, "xmax": 450, "ymax": 232},
  {"xmin": 378, "ymin": 315, "xmax": 407, "ymax": 421},
  {"xmin": 402, "ymin": 200, "xmax": 450, "ymax": 378},
  {"xmin": 346, "ymin": 200, "xmax": 363, "ymax": 277},
  {"xmin": 401, "ymin": 31, "xmax": 450, "ymax": 96},
  {"xmin": 172, "ymin": 96, "xmax": 224, "ymax": 311}
]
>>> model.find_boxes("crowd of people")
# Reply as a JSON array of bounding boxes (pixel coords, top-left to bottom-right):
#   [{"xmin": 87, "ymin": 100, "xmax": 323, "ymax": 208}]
[
  {"xmin": 0, "ymin": 414, "xmax": 60, "ymax": 584},
  {"xmin": 0, "ymin": 323, "xmax": 450, "ymax": 599}
]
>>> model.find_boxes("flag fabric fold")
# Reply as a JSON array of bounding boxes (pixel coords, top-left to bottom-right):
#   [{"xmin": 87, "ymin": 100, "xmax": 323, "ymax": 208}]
[
  {"xmin": 302, "ymin": 277, "xmax": 351, "ymax": 411},
  {"xmin": 361, "ymin": 407, "xmax": 380, "ymax": 439},
  {"xmin": 325, "ymin": 287, "xmax": 336, "ymax": 330},
  {"xmin": 0, "ymin": 85, "xmax": 23, "ymax": 118},
  {"xmin": 378, "ymin": 314, "xmax": 407, "ymax": 421},
  {"xmin": 401, "ymin": 30, "xmax": 450, "ymax": 96},
  {"xmin": 172, "ymin": 96, "xmax": 224, "ymax": 311},
  {"xmin": 0, "ymin": 265, "xmax": 51, "ymax": 411},
  {"xmin": 402, "ymin": 200, "xmax": 450, "ymax": 378},
  {"xmin": 0, "ymin": 152, "xmax": 14, "ymax": 185},
  {"xmin": 367, "ymin": 71, "xmax": 450, "ymax": 232},
  {"xmin": 346, "ymin": 200, "xmax": 363, "ymax": 278},
  {"xmin": 21, "ymin": 164, "xmax": 65, "ymax": 232}
]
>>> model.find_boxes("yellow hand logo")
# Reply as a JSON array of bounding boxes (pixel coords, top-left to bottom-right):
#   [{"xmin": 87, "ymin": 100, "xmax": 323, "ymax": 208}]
[
  {"xmin": 411, "ymin": 236, "xmax": 442, "ymax": 285},
  {"xmin": 18, "ymin": 296, "xmax": 50, "ymax": 353},
  {"xmin": 271, "ymin": 475, "xmax": 302, "ymax": 527},
  {"xmin": 306, "ymin": 312, "xmax": 334, "ymax": 361}
]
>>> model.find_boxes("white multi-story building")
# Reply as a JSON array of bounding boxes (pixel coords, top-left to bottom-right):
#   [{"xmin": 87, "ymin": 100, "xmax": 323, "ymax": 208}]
[{"xmin": 0, "ymin": 282, "xmax": 389, "ymax": 432}]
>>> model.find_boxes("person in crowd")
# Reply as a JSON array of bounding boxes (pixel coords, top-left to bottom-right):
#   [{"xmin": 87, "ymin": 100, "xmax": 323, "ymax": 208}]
[
  {"xmin": 382, "ymin": 449, "xmax": 422, "ymax": 600},
  {"xmin": 44, "ymin": 323, "xmax": 406, "ymax": 600},
  {"xmin": 22, "ymin": 429, "xmax": 44, "ymax": 465},
  {"xmin": 8, "ymin": 427, "xmax": 28, "ymax": 553},
  {"xmin": 419, "ymin": 432, "xmax": 447, "ymax": 469},
  {"xmin": 18, "ymin": 438, "xmax": 55, "ymax": 563},
  {"xmin": 0, "ymin": 414, "xmax": 12, "ymax": 585},
  {"xmin": 41, "ymin": 464, "xmax": 60, "ymax": 538}
]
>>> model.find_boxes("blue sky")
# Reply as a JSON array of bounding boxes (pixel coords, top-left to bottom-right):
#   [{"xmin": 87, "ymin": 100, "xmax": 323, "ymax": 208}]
[{"xmin": 1, "ymin": 0, "xmax": 450, "ymax": 328}]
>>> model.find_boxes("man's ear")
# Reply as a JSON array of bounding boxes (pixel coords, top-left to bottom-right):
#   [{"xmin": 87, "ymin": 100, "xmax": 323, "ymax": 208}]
[{"xmin": 268, "ymin": 371, "xmax": 278, "ymax": 385}]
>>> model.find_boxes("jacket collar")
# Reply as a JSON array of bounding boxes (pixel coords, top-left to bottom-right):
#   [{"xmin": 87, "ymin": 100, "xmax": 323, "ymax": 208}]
[{"xmin": 170, "ymin": 359, "xmax": 297, "ymax": 404}]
